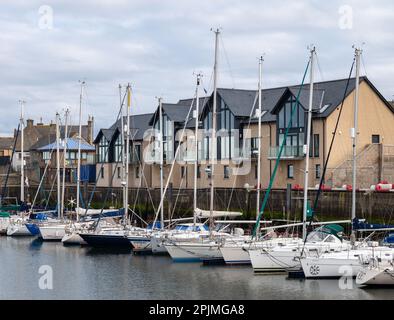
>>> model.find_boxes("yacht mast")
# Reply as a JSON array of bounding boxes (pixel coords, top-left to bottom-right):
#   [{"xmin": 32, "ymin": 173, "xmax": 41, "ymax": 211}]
[
  {"xmin": 158, "ymin": 97, "xmax": 164, "ymax": 230},
  {"xmin": 61, "ymin": 108, "xmax": 69, "ymax": 219},
  {"xmin": 19, "ymin": 100, "xmax": 25, "ymax": 203},
  {"xmin": 351, "ymin": 47, "xmax": 362, "ymax": 245},
  {"xmin": 76, "ymin": 81, "xmax": 84, "ymax": 221},
  {"xmin": 302, "ymin": 46, "xmax": 315, "ymax": 241},
  {"xmin": 193, "ymin": 74, "xmax": 201, "ymax": 228},
  {"xmin": 256, "ymin": 56, "xmax": 263, "ymax": 233},
  {"xmin": 124, "ymin": 84, "xmax": 131, "ymax": 226},
  {"xmin": 209, "ymin": 28, "xmax": 220, "ymax": 236},
  {"xmin": 119, "ymin": 85, "xmax": 127, "ymax": 222},
  {"xmin": 56, "ymin": 112, "xmax": 61, "ymax": 219}
]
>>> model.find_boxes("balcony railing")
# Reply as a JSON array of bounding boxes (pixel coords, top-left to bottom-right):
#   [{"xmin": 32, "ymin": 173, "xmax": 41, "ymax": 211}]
[{"xmin": 268, "ymin": 146, "xmax": 304, "ymax": 160}]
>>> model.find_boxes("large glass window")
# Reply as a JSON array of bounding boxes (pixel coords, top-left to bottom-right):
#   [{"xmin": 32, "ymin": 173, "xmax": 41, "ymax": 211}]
[
  {"xmin": 114, "ymin": 135, "xmax": 122, "ymax": 163},
  {"xmin": 97, "ymin": 135, "xmax": 109, "ymax": 163},
  {"xmin": 277, "ymin": 96, "xmax": 306, "ymax": 155}
]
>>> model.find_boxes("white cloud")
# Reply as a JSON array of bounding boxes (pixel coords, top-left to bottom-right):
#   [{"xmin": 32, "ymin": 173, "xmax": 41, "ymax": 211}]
[{"xmin": 0, "ymin": 0, "xmax": 393, "ymax": 135}]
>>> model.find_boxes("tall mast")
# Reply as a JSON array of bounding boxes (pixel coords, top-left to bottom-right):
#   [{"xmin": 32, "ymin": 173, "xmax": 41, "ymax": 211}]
[
  {"xmin": 158, "ymin": 97, "xmax": 164, "ymax": 230},
  {"xmin": 19, "ymin": 100, "xmax": 25, "ymax": 203},
  {"xmin": 302, "ymin": 46, "xmax": 315, "ymax": 241},
  {"xmin": 56, "ymin": 112, "xmax": 61, "ymax": 219},
  {"xmin": 124, "ymin": 84, "xmax": 131, "ymax": 225},
  {"xmin": 119, "ymin": 85, "xmax": 127, "ymax": 221},
  {"xmin": 76, "ymin": 81, "xmax": 84, "ymax": 221},
  {"xmin": 193, "ymin": 74, "xmax": 201, "ymax": 228},
  {"xmin": 209, "ymin": 28, "xmax": 220, "ymax": 236},
  {"xmin": 61, "ymin": 108, "xmax": 69, "ymax": 219},
  {"xmin": 256, "ymin": 56, "xmax": 263, "ymax": 232},
  {"xmin": 351, "ymin": 47, "xmax": 362, "ymax": 245}
]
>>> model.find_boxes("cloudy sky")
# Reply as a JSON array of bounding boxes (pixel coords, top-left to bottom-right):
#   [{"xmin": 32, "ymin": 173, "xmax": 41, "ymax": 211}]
[{"xmin": 1, "ymin": 0, "xmax": 393, "ymax": 135}]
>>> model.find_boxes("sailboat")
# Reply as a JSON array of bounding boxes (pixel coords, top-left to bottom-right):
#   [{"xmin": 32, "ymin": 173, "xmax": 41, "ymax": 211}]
[
  {"xmin": 131, "ymin": 75, "xmax": 217, "ymax": 254},
  {"xmin": 356, "ymin": 251, "xmax": 394, "ymax": 286},
  {"xmin": 164, "ymin": 29, "xmax": 245, "ymax": 263},
  {"xmin": 6, "ymin": 100, "xmax": 33, "ymax": 236},
  {"xmin": 79, "ymin": 84, "xmax": 142, "ymax": 248},
  {"xmin": 300, "ymin": 47, "xmax": 394, "ymax": 278},
  {"xmin": 248, "ymin": 47, "xmax": 352, "ymax": 273}
]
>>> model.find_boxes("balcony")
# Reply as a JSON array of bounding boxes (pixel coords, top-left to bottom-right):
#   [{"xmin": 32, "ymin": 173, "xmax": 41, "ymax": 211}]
[{"xmin": 268, "ymin": 146, "xmax": 304, "ymax": 160}]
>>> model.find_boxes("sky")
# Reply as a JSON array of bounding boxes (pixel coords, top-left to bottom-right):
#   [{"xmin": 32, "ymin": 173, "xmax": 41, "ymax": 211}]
[{"xmin": 0, "ymin": 0, "xmax": 393, "ymax": 136}]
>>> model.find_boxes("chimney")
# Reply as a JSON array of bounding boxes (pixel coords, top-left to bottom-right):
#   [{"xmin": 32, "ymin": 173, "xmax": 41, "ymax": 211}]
[
  {"xmin": 26, "ymin": 119, "xmax": 34, "ymax": 128},
  {"xmin": 87, "ymin": 115, "xmax": 94, "ymax": 144}
]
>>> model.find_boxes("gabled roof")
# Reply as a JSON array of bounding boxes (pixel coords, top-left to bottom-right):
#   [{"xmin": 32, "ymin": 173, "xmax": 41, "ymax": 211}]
[
  {"xmin": 93, "ymin": 128, "xmax": 117, "ymax": 144},
  {"xmin": 234, "ymin": 76, "xmax": 394, "ymax": 124},
  {"xmin": 110, "ymin": 113, "xmax": 154, "ymax": 141},
  {"xmin": 37, "ymin": 137, "xmax": 95, "ymax": 151}
]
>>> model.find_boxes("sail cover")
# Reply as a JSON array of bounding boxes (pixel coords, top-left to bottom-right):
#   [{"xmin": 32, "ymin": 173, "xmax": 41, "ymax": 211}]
[{"xmin": 195, "ymin": 208, "xmax": 242, "ymax": 218}]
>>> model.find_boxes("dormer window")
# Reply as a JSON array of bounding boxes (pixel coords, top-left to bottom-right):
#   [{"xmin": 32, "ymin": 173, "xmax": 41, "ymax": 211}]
[{"xmin": 270, "ymin": 95, "xmax": 306, "ymax": 160}]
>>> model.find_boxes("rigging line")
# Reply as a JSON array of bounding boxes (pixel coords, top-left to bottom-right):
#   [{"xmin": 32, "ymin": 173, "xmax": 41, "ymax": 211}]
[
  {"xmin": 93, "ymin": 135, "xmax": 125, "ymax": 229},
  {"xmin": 311, "ymin": 59, "xmax": 355, "ymax": 216},
  {"xmin": 152, "ymin": 91, "xmax": 197, "ymax": 228},
  {"xmin": 252, "ymin": 59, "xmax": 311, "ymax": 239},
  {"xmin": 315, "ymin": 51, "xmax": 325, "ymax": 82},
  {"xmin": 1, "ymin": 123, "xmax": 20, "ymax": 201},
  {"xmin": 169, "ymin": 170, "xmax": 186, "ymax": 222},
  {"xmin": 87, "ymin": 89, "xmax": 127, "ymax": 220},
  {"xmin": 219, "ymin": 33, "xmax": 236, "ymax": 89},
  {"xmin": 226, "ymin": 88, "xmax": 258, "ymax": 212},
  {"xmin": 361, "ymin": 54, "xmax": 368, "ymax": 78},
  {"xmin": 132, "ymin": 117, "xmax": 158, "ymax": 214}
]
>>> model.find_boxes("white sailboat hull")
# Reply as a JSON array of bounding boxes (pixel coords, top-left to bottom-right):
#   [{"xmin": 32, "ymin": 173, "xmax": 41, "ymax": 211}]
[
  {"xmin": 39, "ymin": 224, "xmax": 67, "ymax": 241},
  {"xmin": 6, "ymin": 223, "xmax": 32, "ymax": 236},
  {"xmin": 165, "ymin": 242, "xmax": 222, "ymax": 262},
  {"xmin": 128, "ymin": 234, "xmax": 152, "ymax": 252},
  {"xmin": 61, "ymin": 231, "xmax": 87, "ymax": 245},
  {"xmin": 301, "ymin": 248, "xmax": 394, "ymax": 279},
  {"xmin": 357, "ymin": 265, "xmax": 394, "ymax": 286},
  {"xmin": 249, "ymin": 249, "xmax": 301, "ymax": 273},
  {"xmin": 301, "ymin": 256, "xmax": 362, "ymax": 278},
  {"xmin": 220, "ymin": 238, "xmax": 302, "ymax": 265},
  {"xmin": 220, "ymin": 245, "xmax": 251, "ymax": 265}
]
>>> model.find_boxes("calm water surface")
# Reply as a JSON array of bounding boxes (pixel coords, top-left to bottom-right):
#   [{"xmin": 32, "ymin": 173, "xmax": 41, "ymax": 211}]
[{"xmin": 1, "ymin": 236, "xmax": 393, "ymax": 300}]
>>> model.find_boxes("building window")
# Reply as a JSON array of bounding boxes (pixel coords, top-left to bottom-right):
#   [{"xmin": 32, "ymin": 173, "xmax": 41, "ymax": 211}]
[
  {"xmin": 372, "ymin": 135, "xmax": 380, "ymax": 144},
  {"xmin": 98, "ymin": 135, "xmax": 109, "ymax": 163},
  {"xmin": 42, "ymin": 151, "xmax": 51, "ymax": 160},
  {"xmin": 254, "ymin": 164, "xmax": 258, "ymax": 179},
  {"xmin": 287, "ymin": 164, "xmax": 294, "ymax": 179},
  {"xmin": 276, "ymin": 97, "xmax": 305, "ymax": 158},
  {"xmin": 114, "ymin": 135, "xmax": 122, "ymax": 163},
  {"xmin": 313, "ymin": 134, "xmax": 320, "ymax": 158},
  {"xmin": 117, "ymin": 167, "xmax": 121, "ymax": 179},
  {"xmin": 100, "ymin": 167, "xmax": 104, "ymax": 179},
  {"xmin": 132, "ymin": 144, "xmax": 141, "ymax": 162},
  {"xmin": 135, "ymin": 166, "xmax": 140, "ymax": 178},
  {"xmin": 181, "ymin": 166, "xmax": 186, "ymax": 178},
  {"xmin": 316, "ymin": 164, "xmax": 321, "ymax": 179},
  {"xmin": 224, "ymin": 165, "xmax": 230, "ymax": 179},
  {"xmin": 197, "ymin": 165, "xmax": 201, "ymax": 179}
]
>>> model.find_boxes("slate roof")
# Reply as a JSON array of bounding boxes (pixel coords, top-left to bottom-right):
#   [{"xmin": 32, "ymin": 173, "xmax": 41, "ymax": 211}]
[
  {"xmin": 37, "ymin": 137, "xmax": 95, "ymax": 151},
  {"xmin": 15, "ymin": 124, "xmax": 91, "ymax": 152},
  {"xmin": 221, "ymin": 76, "xmax": 394, "ymax": 124},
  {"xmin": 109, "ymin": 113, "xmax": 154, "ymax": 141},
  {"xmin": 0, "ymin": 137, "xmax": 15, "ymax": 150}
]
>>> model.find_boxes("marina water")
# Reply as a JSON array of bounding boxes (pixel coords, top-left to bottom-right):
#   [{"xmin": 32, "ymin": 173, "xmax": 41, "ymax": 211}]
[{"xmin": 1, "ymin": 237, "xmax": 393, "ymax": 300}]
